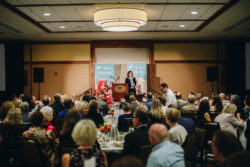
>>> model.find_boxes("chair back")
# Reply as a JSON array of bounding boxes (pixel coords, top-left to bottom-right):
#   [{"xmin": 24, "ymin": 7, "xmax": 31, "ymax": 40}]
[
  {"xmin": 124, "ymin": 118, "xmax": 133, "ymax": 132},
  {"xmin": 203, "ymin": 122, "xmax": 220, "ymax": 142},
  {"xmin": 183, "ymin": 135, "xmax": 197, "ymax": 161},
  {"xmin": 19, "ymin": 137, "xmax": 45, "ymax": 167},
  {"xmin": 181, "ymin": 110, "xmax": 197, "ymax": 121},
  {"xmin": 140, "ymin": 145, "xmax": 153, "ymax": 165}
]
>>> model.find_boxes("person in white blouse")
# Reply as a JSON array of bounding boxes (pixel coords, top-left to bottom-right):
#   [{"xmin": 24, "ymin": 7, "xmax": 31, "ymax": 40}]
[{"xmin": 160, "ymin": 83, "xmax": 177, "ymax": 107}]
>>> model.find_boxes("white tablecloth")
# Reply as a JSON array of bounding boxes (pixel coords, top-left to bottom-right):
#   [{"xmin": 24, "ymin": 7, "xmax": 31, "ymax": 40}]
[{"xmin": 101, "ymin": 141, "xmax": 123, "ymax": 153}]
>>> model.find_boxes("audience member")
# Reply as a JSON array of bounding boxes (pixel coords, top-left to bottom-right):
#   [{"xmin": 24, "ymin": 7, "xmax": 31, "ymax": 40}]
[
  {"xmin": 211, "ymin": 96, "xmax": 223, "ymax": 113},
  {"xmin": 23, "ymin": 111, "xmax": 56, "ymax": 164},
  {"xmin": 196, "ymin": 100, "xmax": 212, "ymax": 128},
  {"xmin": 42, "ymin": 95, "xmax": 50, "ymax": 106},
  {"xmin": 160, "ymin": 83, "xmax": 177, "ymax": 107},
  {"xmin": 97, "ymin": 94, "xmax": 109, "ymax": 116},
  {"xmin": 3, "ymin": 107, "xmax": 22, "ymax": 125},
  {"xmin": 211, "ymin": 130, "xmax": 243, "ymax": 167},
  {"xmin": 227, "ymin": 151, "xmax": 250, "ymax": 167},
  {"xmin": 176, "ymin": 92, "xmax": 188, "ymax": 110},
  {"xmin": 145, "ymin": 92, "xmax": 153, "ymax": 111},
  {"xmin": 230, "ymin": 94, "xmax": 245, "ymax": 120},
  {"xmin": 177, "ymin": 116, "xmax": 195, "ymax": 135},
  {"xmin": 85, "ymin": 100, "xmax": 104, "ymax": 127},
  {"xmin": 123, "ymin": 106, "xmax": 150, "ymax": 157},
  {"xmin": 58, "ymin": 98, "xmax": 74, "ymax": 118},
  {"xmin": 118, "ymin": 102, "xmax": 133, "ymax": 132},
  {"xmin": 0, "ymin": 101, "xmax": 14, "ymax": 121},
  {"xmin": 165, "ymin": 108, "xmax": 187, "ymax": 145},
  {"xmin": 111, "ymin": 156, "xmax": 144, "ymax": 167},
  {"xmin": 50, "ymin": 93, "xmax": 65, "ymax": 117},
  {"xmin": 41, "ymin": 106, "xmax": 57, "ymax": 137},
  {"xmin": 245, "ymin": 118, "xmax": 250, "ymax": 150},
  {"xmin": 157, "ymin": 96, "xmax": 167, "ymax": 115},
  {"xmin": 149, "ymin": 99, "xmax": 164, "ymax": 124},
  {"xmin": 61, "ymin": 119, "xmax": 108, "ymax": 167},
  {"xmin": 59, "ymin": 110, "xmax": 81, "ymax": 147},
  {"xmin": 129, "ymin": 95, "xmax": 138, "ymax": 113},
  {"xmin": 75, "ymin": 101, "xmax": 88, "ymax": 119},
  {"xmin": 219, "ymin": 93, "xmax": 229, "ymax": 107},
  {"xmin": 182, "ymin": 94, "xmax": 198, "ymax": 112},
  {"xmin": 20, "ymin": 101, "xmax": 29, "ymax": 123},
  {"xmin": 195, "ymin": 91, "xmax": 204, "ymax": 105},
  {"xmin": 13, "ymin": 98, "xmax": 22, "ymax": 108},
  {"xmin": 214, "ymin": 104, "xmax": 244, "ymax": 137},
  {"xmin": 146, "ymin": 123, "xmax": 185, "ymax": 167}
]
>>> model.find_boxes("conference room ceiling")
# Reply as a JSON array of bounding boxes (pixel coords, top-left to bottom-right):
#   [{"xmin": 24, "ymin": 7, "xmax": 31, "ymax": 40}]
[{"xmin": 0, "ymin": 0, "xmax": 250, "ymax": 41}]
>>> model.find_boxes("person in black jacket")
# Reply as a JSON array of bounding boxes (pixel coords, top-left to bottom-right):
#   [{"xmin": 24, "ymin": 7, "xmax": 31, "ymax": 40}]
[
  {"xmin": 123, "ymin": 105, "xmax": 150, "ymax": 157},
  {"xmin": 125, "ymin": 71, "xmax": 137, "ymax": 96},
  {"xmin": 85, "ymin": 100, "xmax": 104, "ymax": 127}
]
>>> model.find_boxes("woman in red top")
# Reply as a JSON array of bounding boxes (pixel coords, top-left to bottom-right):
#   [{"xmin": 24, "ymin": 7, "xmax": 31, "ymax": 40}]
[
  {"xmin": 96, "ymin": 80, "xmax": 112, "ymax": 105},
  {"xmin": 41, "ymin": 106, "xmax": 57, "ymax": 138}
]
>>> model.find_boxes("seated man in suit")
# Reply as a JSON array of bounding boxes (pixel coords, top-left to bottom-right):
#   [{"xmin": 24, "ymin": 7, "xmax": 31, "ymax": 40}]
[{"xmin": 123, "ymin": 105, "xmax": 150, "ymax": 157}]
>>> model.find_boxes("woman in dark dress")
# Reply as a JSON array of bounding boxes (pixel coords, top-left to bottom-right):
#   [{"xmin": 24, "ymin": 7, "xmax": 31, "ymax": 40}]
[
  {"xmin": 85, "ymin": 100, "xmax": 104, "ymax": 128},
  {"xmin": 125, "ymin": 71, "xmax": 137, "ymax": 96},
  {"xmin": 196, "ymin": 100, "xmax": 212, "ymax": 128}
]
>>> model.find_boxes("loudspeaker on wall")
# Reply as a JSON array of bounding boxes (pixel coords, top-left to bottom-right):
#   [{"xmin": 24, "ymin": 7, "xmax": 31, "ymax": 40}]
[
  {"xmin": 33, "ymin": 68, "xmax": 44, "ymax": 83},
  {"xmin": 207, "ymin": 66, "xmax": 218, "ymax": 82}
]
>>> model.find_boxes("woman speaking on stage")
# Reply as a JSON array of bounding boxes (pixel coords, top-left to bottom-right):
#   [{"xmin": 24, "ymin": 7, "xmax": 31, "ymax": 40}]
[{"xmin": 125, "ymin": 71, "xmax": 137, "ymax": 95}]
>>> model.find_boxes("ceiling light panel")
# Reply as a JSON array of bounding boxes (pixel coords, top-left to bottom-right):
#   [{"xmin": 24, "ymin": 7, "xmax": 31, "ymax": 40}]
[
  {"xmin": 51, "ymin": 6, "xmax": 81, "ymax": 20},
  {"xmin": 143, "ymin": 5, "xmax": 165, "ymax": 20},
  {"xmin": 199, "ymin": 5, "xmax": 223, "ymax": 19},
  {"xmin": 161, "ymin": 5, "xmax": 189, "ymax": 20}
]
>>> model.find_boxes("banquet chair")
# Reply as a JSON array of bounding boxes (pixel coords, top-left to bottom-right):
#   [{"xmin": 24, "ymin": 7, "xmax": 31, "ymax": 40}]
[
  {"xmin": 140, "ymin": 145, "xmax": 153, "ymax": 165},
  {"xmin": 125, "ymin": 118, "xmax": 133, "ymax": 132},
  {"xmin": 181, "ymin": 110, "xmax": 197, "ymax": 121},
  {"xmin": 19, "ymin": 137, "xmax": 46, "ymax": 167}
]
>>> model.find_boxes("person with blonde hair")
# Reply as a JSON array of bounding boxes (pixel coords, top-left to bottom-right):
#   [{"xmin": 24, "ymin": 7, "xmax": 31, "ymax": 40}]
[
  {"xmin": 149, "ymin": 99, "xmax": 164, "ymax": 124},
  {"xmin": 3, "ymin": 107, "xmax": 22, "ymax": 125},
  {"xmin": 75, "ymin": 101, "xmax": 88, "ymax": 119},
  {"xmin": 165, "ymin": 108, "xmax": 187, "ymax": 145},
  {"xmin": 61, "ymin": 119, "xmax": 108, "ymax": 167},
  {"xmin": 41, "ymin": 106, "xmax": 57, "ymax": 137},
  {"xmin": 0, "ymin": 101, "xmax": 14, "ymax": 120},
  {"xmin": 214, "ymin": 104, "xmax": 244, "ymax": 137}
]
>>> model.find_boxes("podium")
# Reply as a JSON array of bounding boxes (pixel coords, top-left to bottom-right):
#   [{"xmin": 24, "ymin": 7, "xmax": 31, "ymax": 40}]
[{"xmin": 112, "ymin": 83, "xmax": 128, "ymax": 102}]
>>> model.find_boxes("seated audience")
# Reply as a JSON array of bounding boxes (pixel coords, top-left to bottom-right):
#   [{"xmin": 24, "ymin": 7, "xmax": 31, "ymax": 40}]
[
  {"xmin": 182, "ymin": 94, "xmax": 198, "ymax": 112},
  {"xmin": 61, "ymin": 119, "xmax": 108, "ymax": 167},
  {"xmin": 0, "ymin": 101, "xmax": 14, "ymax": 121},
  {"xmin": 244, "ymin": 95, "xmax": 250, "ymax": 119},
  {"xmin": 165, "ymin": 108, "xmax": 187, "ymax": 145},
  {"xmin": 75, "ymin": 101, "xmax": 88, "ymax": 119},
  {"xmin": 129, "ymin": 95, "xmax": 138, "ymax": 114},
  {"xmin": 58, "ymin": 98, "xmax": 74, "ymax": 118},
  {"xmin": 149, "ymin": 99, "xmax": 164, "ymax": 124},
  {"xmin": 50, "ymin": 93, "xmax": 65, "ymax": 117},
  {"xmin": 118, "ymin": 102, "xmax": 133, "ymax": 132},
  {"xmin": 14, "ymin": 98, "xmax": 22, "ymax": 108},
  {"xmin": 97, "ymin": 94, "xmax": 109, "ymax": 116},
  {"xmin": 123, "ymin": 106, "xmax": 150, "ymax": 157},
  {"xmin": 20, "ymin": 101, "xmax": 30, "ymax": 123},
  {"xmin": 3, "ymin": 107, "xmax": 22, "ymax": 125},
  {"xmin": 219, "ymin": 93, "xmax": 229, "ymax": 107},
  {"xmin": 177, "ymin": 116, "xmax": 195, "ymax": 135},
  {"xmin": 214, "ymin": 104, "xmax": 244, "ymax": 137},
  {"xmin": 210, "ymin": 96, "xmax": 223, "ymax": 113},
  {"xmin": 157, "ymin": 96, "xmax": 167, "ymax": 115},
  {"xmin": 227, "ymin": 151, "xmax": 250, "ymax": 167},
  {"xmin": 41, "ymin": 106, "xmax": 57, "ymax": 137},
  {"xmin": 85, "ymin": 100, "xmax": 104, "ymax": 127},
  {"xmin": 111, "ymin": 156, "xmax": 144, "ymax": 167},
  {"xmin": 196, "ymin": 100, "xmax": 212, "ymax": 128},
  {"xmin": 195, "ymin": 91, "xmax": 204, "ymax": 105},
  {"xmin": 211, "ymin": 130, "xmax": 243, "ymax": 167},
  {"xmin": 176, "ymin": 92, "xmax": 188, "ymax": 110},
  {"xmin": 42, "ymin": 95, "xmax": 50, "ymax": 106},
  {"xmin": 146, "ymin": 123, "xmax": 185, "ymax": 167},
  {"xmin": 230, "ymin": 94, "xmax": 245, "ymax": 120},
  {"xmin": 23, "ymin": 111, "xmax": 56, "ymax": 164},
  {"xmin": 145, "ymin": 92, "xmax": 153, "ymax": 111},
  {"xmin": 59, "ymin": 110, "xmax": 81, "ymax": 147}
]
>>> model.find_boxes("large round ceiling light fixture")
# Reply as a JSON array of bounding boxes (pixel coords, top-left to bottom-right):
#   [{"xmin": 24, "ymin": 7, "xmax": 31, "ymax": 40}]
[{"xmin": 94, "ymin": 8, "xmax": 147, "ymax": 32}]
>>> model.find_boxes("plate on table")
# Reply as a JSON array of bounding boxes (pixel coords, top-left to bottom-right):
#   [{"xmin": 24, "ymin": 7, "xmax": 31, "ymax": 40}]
[{"xmin": 112, "ymin": 141, "xmax": 124, "ymax": 147}]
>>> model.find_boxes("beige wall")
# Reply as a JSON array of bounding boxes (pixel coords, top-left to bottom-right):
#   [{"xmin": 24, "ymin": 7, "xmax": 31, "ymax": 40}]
[
  {"xmin": 153, "ymin": 43, "xmax": 226, "ymax": 98},
  {"xmin": 24, "ymin": 44, "xmax": 90, "ymax": 101}
]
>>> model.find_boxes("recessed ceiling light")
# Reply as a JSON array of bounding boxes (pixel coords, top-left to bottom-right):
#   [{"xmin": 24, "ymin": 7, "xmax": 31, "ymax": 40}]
[
  {"xmin": 179, "ymin": 24, "xmax": 185, "ymax": 28},
  {"xmin": 59, "ymin": 26, "xmax": 66, "ymax": 29},
  {"xmin": 43, "ymin": 12, "xmax": 51, "ymax": 16},
  {"xmin": 190, "ymin": 11, "xmax": 198, "ymax": 15}
]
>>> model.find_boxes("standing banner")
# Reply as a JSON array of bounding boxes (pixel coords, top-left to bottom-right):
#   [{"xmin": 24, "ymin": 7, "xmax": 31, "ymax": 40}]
[
  {"xmin": 127, "ymin": 62, "xmax": 147, "ymax": 96},
  {"xmin": 95, "ymin": 64, "xmax": 114, "ymax": 104}
]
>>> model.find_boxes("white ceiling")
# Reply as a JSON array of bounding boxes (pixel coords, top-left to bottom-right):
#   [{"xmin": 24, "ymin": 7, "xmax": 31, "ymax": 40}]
[{"xmin": 0, "ymin": 0, "xmax": 250, "ymax": 41}]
